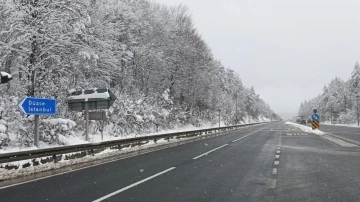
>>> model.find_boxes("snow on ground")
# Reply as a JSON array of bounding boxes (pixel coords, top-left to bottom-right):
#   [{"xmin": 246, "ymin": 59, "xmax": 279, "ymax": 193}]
[
  {"xmin": 0, "ymin": 120, "xmax": 263, "ymax": 154},
  {"xmin": 285, "ymin": 121, "xmax": 325, "ymax": 135},
  {"xmin": 322, "ymin": 122, "xmax": 359, "ymax": 128},
  {"xmin": 88, "ymin": 120, "xmax": 256, "ymax": 143},
  {"xmin": 286, "ymin": 122, "xmax": 357, "ymax": 147},
  {"xmin": 321, "ymin": 135, "xmax": 358, "ymax": 147}
]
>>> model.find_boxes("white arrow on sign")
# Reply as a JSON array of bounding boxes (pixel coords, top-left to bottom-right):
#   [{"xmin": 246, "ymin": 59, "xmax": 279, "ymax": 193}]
[{"xmin": 18, "ymin": 97, "xmax": 27, "ymax": 114}]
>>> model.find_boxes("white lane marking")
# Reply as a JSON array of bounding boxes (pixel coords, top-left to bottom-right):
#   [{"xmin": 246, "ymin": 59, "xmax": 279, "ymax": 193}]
[
  {"xmin": 269, "ymin": 179, "xmax": 277, "ymax": 189},
  {"xmin": 193, "ymin": 144, "xmax": 228, "ymax": 159},
  {"xmin": 277, "ymin": 147, "xmax": 280, "ymax": 150},
  {"xmin": 275, "ymin": 155, "xmax": 280, "ymax": 159},
  {"xmin": 272, "ymin": 168, "xmax": 277, "ymax": 175},
  {"xmin": 231, "ymin": 133, "xmax": 253, "ymax": 143},
  {"xmin": 0, "ymin": 147, "xmax": 170, "ymax": 190},
  {"xmin": 276, "ymin": 150, "xmax": 280, "ymax": 154},
  {"xmin": 274, "ymin": 161, "xmax": 279, "ymax": 165},
  {"xmin": 278, "ymin": 134, "xmax": 282, "ymax": 146},
  {"xmin": 232, "ymin": 124, "xmax": 274, "ymax": 143},
  {"xmin": 92, "ymin": 167, "xmax": 176, "ymax": 202}
]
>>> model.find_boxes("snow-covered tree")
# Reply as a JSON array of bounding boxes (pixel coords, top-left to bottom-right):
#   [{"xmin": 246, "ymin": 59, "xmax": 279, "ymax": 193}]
[{"xmin": 0, "ymin": 0, "xmax": 279, "ymax": 148}]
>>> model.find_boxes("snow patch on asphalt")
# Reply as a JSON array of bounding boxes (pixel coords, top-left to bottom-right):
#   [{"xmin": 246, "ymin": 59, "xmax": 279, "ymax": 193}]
[
  {"xmin": 285, "ymin": 122, "xmax": 325, "ymax": 135},
  {"xmin": 322, "ymin": 135, "xmax": 358, "ymax": 147},
  {"xmin": 286, "ymin": 122, "xmax": 357, "ymax": 147}
]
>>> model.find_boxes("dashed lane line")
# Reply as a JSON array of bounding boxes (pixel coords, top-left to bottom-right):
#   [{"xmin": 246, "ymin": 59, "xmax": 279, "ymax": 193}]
[
  {"xmin": 192, "ymin": 144, "xmax": 228, "ymax": 159},
  {"xmin": 274, "ymin": 161, "xmax": 279, "ymax": 165},
  {"xmin": 276, "ymin": 150, "xmax": 281, "ymax": 154},
  {"xmin": 272, "ymin": 168, "xmax": 277, "ymax": 175},
  {"xmin": 231, "ymin": 133, "xmax": 254, "ymax": 143},
  {"xmin": 92, "ymin": 167, "xmax": 176, "ymax": 202},
  {"xmin": 232, "ymin": 124, "xmax": 274, "ymax": 143},
  {"xmin": 275, "ymin": 155, "xmax": 280, "ymax": 159},
  {"xmin": 269, "ymin": 179, "xmax": 277, "ymax": 189},
  {"xmin": 286, "ymin": 133, "xmax": 308, "ymax": 136}
]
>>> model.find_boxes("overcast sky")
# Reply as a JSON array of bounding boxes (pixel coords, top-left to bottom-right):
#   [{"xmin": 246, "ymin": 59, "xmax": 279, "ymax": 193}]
[{"xmin": 155, "ymin": 0, "xmax": 360, "ymax": 119}]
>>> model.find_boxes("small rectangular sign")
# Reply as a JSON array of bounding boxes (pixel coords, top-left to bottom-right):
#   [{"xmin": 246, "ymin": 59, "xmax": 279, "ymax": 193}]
[
  {"xmin": 18, "ymin": 97, "xmax": 57, "ymax": 115},
  {"xmin": 88, "ymin": 111, "xmax": 106, "ymax": 120}
]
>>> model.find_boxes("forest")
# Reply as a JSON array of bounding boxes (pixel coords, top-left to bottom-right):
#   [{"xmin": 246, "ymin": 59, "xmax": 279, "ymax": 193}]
[
  {"xmin": 298, "ymin": 62, "xmax": 360, "ymax": 124},
  {"xmin": 0, "ymin": 0, "xmax": 280, "ymax": 148}
]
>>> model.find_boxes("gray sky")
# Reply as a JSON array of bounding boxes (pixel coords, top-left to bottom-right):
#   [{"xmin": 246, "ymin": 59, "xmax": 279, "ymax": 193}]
[{"xmin": 155, "ymin": 0, "xmax": 360, "ymax": 119}]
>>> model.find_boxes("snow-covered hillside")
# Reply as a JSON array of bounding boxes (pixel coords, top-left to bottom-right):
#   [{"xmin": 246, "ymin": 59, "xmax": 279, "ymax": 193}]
[
  {"xmin": 0, "ymin": 0, "xmax": 280, "ymax": 151},
  {"xmin": 298, "ymin": 62, "xmax": 360, "ymax": 124}
]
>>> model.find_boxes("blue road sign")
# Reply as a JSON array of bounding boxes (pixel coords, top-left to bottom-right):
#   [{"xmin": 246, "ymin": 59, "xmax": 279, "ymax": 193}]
[
  {"xmin": 312, "ymin": 113, "xmax": 320, "ymax": 121},
  {"xmin": 18, "ymin": 97, "xmax": 57, "ymax": 115}
]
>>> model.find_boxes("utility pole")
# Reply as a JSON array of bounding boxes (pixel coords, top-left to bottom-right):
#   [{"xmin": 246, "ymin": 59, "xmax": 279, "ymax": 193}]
[
  {"xmin": 344, "ymin": 95, "xmax": 347, "ymax": 111},
  {"xmin": 235, "ymin": 93, "xmax": 238, "ymax": 124},
  {"xmin": 357, "ymin": 95, "xmax": 359, "ymax": 127},
  {"xmin": 218, "ymin": 109, "xmax": 221, "ymax": 129},
  {"xmin": 330, "ymin": 106, "xmax": 333, "ymax": 125}
]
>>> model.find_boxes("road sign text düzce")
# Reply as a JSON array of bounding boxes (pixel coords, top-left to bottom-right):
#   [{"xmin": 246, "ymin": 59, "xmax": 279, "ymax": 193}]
[
  {"xmin": 18, "ymin": 97, "xmax": 57, "ymax": 115},
  {"xmin": 17, "ymin": 97, "xmax": 57, "ymax": 148}
]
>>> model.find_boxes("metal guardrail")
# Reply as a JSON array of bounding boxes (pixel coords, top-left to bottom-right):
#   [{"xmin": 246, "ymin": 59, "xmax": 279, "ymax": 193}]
[{"xmin": 0, "ymin": 122, "xmax": 266, "ymax": 165}]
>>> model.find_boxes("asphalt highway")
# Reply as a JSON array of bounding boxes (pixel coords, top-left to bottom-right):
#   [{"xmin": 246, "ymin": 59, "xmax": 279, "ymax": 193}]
[{"xmin": 1, "ymin": 122, "xmax": 360, "ymax": 202}]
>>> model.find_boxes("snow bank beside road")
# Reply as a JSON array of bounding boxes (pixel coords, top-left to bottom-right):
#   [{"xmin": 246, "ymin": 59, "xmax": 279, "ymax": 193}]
[
  {"xmin": 322, "ymin": 122, "xmax": 359, "ymax": 128},
  {"xmin": 285, "ymin": 121, "xmax": 325, "ymax": 136},
  {"xmin": 286, "ymin": 122, "xmax": 357, "ymax": 147}
]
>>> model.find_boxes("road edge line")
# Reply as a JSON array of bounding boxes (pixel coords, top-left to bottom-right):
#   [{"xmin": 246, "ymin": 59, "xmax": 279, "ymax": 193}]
[{"xmin": 192, "ymin": 144, "xmax": 228, "ymax": 159}]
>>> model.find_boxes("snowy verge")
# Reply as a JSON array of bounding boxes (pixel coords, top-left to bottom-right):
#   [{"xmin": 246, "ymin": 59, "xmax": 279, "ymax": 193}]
[
  {"xmin": 285, "ymin": 122, "xmax": 357, "ymax": 147},
  {"xmin": 322, "ymin": 122, "xmax": 359, "ymax": 128},
  {"xmin": 0, "ymin": 139, "xmax": 178, "ymax": 181},
  {"xmin": 285, "ymin": 122, "xmax": 325, "ymax": 136},
  {"xmin": 0, "ymin": 121, "xmax": 264, "ymax": 154}
]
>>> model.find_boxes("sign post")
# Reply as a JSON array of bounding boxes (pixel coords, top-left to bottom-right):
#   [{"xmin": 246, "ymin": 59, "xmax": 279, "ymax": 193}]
[
  {"xmin": 18, "ymin": 97, "xmax": 57, "ymax": 147},
  {"xmin": 67, "ymin": 89, "xmax": 116, "ymax": 141},
  {"xmin": 88, "ymin": 111, "xmax": 106, "ymax": 140},
  {"xmin": 85, "ymin": 102, "xmax": 89, "ymax": 141},
  {"xmin": 34, "ymin": 115, "xmax": 40, "ymax": 147},
  {"xmin": 311, "ymin": 108, "xmax": 320, "ymax": 130}
]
